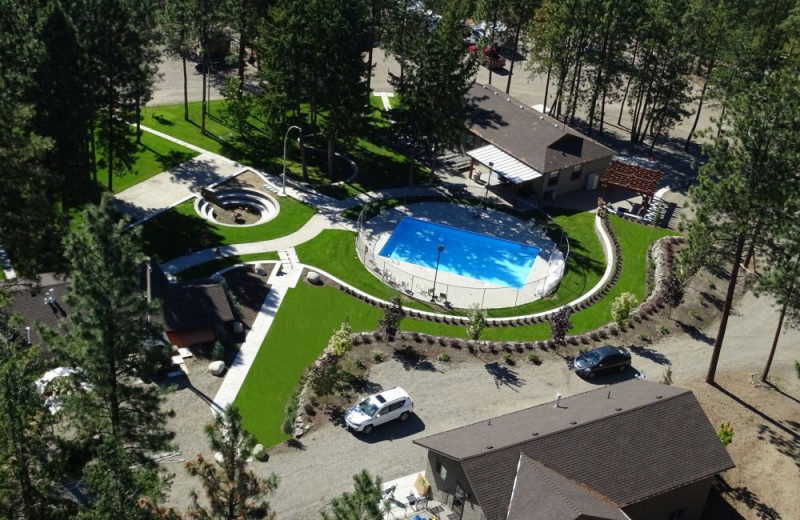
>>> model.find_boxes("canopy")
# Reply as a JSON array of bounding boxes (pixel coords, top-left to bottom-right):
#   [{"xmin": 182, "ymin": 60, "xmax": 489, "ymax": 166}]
[{"xmin": 467, "ymin": 144, "xmax": 543, "ymax": 184}]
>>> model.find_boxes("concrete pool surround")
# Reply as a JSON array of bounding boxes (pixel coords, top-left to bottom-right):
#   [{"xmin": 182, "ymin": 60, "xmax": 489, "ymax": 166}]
[{"xmin": 358, "ymin": 202, "xmax": 567, "ymax": 309}]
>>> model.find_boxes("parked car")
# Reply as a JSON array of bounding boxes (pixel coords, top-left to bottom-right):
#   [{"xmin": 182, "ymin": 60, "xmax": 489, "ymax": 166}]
[
  {"xmin": 345, "ymin": 387, "xmax": 414, "ymax": 434},
  {"xmin": 573, "ymin": 345, "xmax": 632, "ymax": 379},
  {"xmin": 469, "ymin": 43, "xmax": 506, "ymax": 69}
]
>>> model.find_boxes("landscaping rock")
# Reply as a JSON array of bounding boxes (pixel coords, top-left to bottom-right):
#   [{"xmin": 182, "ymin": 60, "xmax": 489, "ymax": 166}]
[
  {"xmin": 208, "ymin": 361, "xmax": 226, "ymax": 376},
  {"xmin": 232, "ymin": 321, "xmax": 244, "ymax": 334},
  {"xmin": 214, "ymin": 452, "xmax": 224, "ymax": 465},
  {"xmin": 254, "ymin": 263, "xmax": 267, "ymax": 276},
  {"xmin": 294, "ymin": 428, "xmax": 304, "ymax": 438},
  {"xmin": 306, "ymin": 271, "xmax": 321, "ymax": 285},
  {"xmin": 253, "ymin": 444, "xmax": 268, "ymax": 461}
]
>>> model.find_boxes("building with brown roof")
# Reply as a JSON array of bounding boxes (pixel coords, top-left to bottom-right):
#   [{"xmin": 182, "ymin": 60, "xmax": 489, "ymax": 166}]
[
  {"xmin": 414, "ymin": 379, "xmax": 734, "ymax": 520},
  {"xmin": 465, "ymin": 83, "xmax": 615, "ymax": 200}
]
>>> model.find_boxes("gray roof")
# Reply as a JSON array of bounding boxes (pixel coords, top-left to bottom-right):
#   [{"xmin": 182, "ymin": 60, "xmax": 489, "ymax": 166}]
[
  {"xmin": 414, "ymin": 379, "xmax": 734, "ymax": 520},
  {"xmin": 159, "ymin": 282, "xmax": 234, "ymax": 332},
  {"xmin": 507, "ymin": 455, "xmax": 627, "ymax": 520},
  {"xmin": 7, "ymin": 277, "xmax": 71, "ymax": 355},
  {"xmin": 466, "ymin": 83, "xmax": 614, "ymax": 173}
]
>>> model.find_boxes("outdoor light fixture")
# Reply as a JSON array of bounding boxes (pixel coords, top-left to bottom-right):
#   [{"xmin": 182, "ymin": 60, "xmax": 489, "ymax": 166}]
[
  {"xmin": 483, "ymin": 161, "xmax": 494, "ymax": 209},
  {"xmin": 282, "ymin": 125, "xmax": 302, "ymax": 195},
  {"xmin": 25, "ymin": 326, "xmax": 31, "ymax": 345},
  {"xmin": 431, "ymin": 243, "xmax": 445, "ymax": 301}
]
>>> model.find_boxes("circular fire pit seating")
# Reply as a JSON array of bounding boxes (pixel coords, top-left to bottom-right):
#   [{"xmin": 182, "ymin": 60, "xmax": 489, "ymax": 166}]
[{"xmin": 194, "ymin": 188, "xmax": 279, "ymax": 227}]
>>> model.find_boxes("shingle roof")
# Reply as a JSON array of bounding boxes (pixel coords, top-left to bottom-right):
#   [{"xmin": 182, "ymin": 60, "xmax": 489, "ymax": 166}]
[
  {"xmin": 507, "ymin": 455, "xmax": 627, "ymax": 520},
  {"xmin": 414, "ymin": 379, "xmax": 734, "ymax": 520},
  {"xmin": 7, "ymin": 278, "xmax": 71, "ymax": 356},
  {"xmin": 601, "ymin": 159, "xmax": 663, "ymax": 197},
  {"xmin": 158, "ymin": 282, "xmax": 234, "ymax": 332},
  {"xmin": 466, "ymin": 83, "xmax": 614, "ymax": 173}
]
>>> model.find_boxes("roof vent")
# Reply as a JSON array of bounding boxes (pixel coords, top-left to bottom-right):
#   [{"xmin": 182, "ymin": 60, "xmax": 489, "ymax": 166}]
[
  {"xmin": 494, "ymin": 91, "xmax": 498, "ymax": 95},
  {"xmin": 506, "ymin": 97, "xmax": 511, "ymax": 102},
  {"xmin": 486, "ymin": 445, "xmax": 494, "ymax": 450},
  {"xmin": 554, "ymin": 393, "xmax": 562, "ymax": 408},
  {"xmin": 532, "ymin": 432, "xmax": 539, "ymax": 436},
  {"xmin": 570, "ymin": 421, "xmax": 577, "ymax": 425},
  {"xmin": 615, "ymin": 408, "xmax": 622, "ymax": 411},
  {"xmin": 520, "ymin": 105, "xmax": 524, "ymax": 109},
  {"xmin": 656, "ymin": 395, "xmax": 663, "ymax": 399},
  {"xmin": 607, "ymin": 391, "xmax": 611, "ymax": 399}
]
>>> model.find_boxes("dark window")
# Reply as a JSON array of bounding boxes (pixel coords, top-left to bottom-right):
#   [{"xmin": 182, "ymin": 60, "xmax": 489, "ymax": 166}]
[
  {"xmin": 669, "ymin": 508, "xmax": 686, "ymax": 520},
  {"xmin": 571, "ymin": 165, "xmax": 582, "ymax": 181},
  {"xmin": 375, "ymin": 394, "xmax": 387, "ymax": 404},
  {"xmin": 548, "ymin": 172, "xmax": 559, "ymax": 187},
  {"xmin": 435, "ymin": 460, "xmax": 447, "ymax": 480}
]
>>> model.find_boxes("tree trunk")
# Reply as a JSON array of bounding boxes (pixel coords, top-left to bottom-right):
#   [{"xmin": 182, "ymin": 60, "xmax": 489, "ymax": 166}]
[
  {"xmin": 89, "ymin": 124, "xmax": 97, "ymax": 182},
  {"xmin": 505, "ymin": 18, "xmax": 523, "ymax": 94},
  {"xmin": 298, "ymin": 132, "xmax": 309, "ymax": 182},
  {"xmin": 327, "ymin": 132, "xmax": 336, "ymax": 180},
  {"xmin": 135, "ymin": 97, "xmax": 141, "ymax": 145},
  {"xmin": 706, "ymin": 233, "xmax": 746, "ymax": 384},
  {"xmin": 617, "ymin": 39, "xmax": 640, "ymax": 126},
  {"xmin": 238, "ymin": 37, "xmax": 246, "ymax": 88},
  {"xmin": 201, "ymin": 57, "xmax": 208, "ymax": 135},
  {"xmin": 542, "ymin": 63, "xmax": 552, "ymax": 114},
  {"xmin": 107, "ymin": 109, "xmax": 114, "ymax": 192},
  {"xmin": 599, "ymin": 88, "xmax": 607, "ymax": 134},
  {"xmin": 685, "ymin": 77, "xmax": 709, "ymax": 150},
  {"xmin": 761, "ymin": 300, "xmax": 787, "ymax": 382},
  {"xmin": 182, "ymin": 55, "xmax": 189, "ymax": 121}
]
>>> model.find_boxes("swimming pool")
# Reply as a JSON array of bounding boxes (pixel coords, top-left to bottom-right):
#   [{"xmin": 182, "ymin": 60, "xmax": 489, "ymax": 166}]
[{"xmin": 378, "ymin": 217, "xmax": 540, "ymax": 288}]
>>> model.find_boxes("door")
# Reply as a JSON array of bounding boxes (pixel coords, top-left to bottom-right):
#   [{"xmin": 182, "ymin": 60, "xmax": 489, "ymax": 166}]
[{"xmin": 451, "ymin": 482, "xmax": 466, "ymax": 518}]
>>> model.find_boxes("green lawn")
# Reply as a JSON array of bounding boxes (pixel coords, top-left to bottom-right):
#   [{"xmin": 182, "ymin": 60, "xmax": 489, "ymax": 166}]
[
  {"xmin": 295, "ymin": 229, "xmax": 436, "ymax": 312},
  {"xmin": 176, "ymin": 251, "xmax": 281, "ymax": 281},
  {"xmin": 97, "ymin": 130, "xmax": 198, "ymax": 194},
  {"xmin": 141, "ymin": 197, "xmax": 316, "ymax": 262},
  {"xmin": 235, "ymin": 282, "xmax": 383, "ymax": 447}
]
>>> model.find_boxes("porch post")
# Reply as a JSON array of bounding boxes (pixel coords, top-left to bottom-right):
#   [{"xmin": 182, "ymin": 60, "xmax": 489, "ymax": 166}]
[{"xmin": 468, "ymin": 158, "xmax": 475, "ymax": 180}]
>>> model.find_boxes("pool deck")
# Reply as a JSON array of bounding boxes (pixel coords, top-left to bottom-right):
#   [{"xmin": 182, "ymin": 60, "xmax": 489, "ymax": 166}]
[{"xmin": 359, "ymin": 202, "xmax": 564, "ymax": 309}]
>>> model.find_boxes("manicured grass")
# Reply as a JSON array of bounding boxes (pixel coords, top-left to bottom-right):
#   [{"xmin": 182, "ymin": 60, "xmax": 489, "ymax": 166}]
[
  {"xmin": 97, "ymin": 131, "xmax": 198, "ymax": 193},
  {"xmin": 176, "ymin": 251, "xmax": 280, "ymax": 281},
  {"xmin": 235, "ymin": 283, "xmax": 383, "ymax": 447},
  {"xmin": 141, "ymin": 197, "xmax": 316, "ymax": 262},
  {"xmin": 295, "ymin": 229, "xmax": 436, "ymax": 312}
]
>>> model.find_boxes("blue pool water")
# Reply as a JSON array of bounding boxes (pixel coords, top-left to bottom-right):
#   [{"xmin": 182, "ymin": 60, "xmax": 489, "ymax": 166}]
[{"xmin": 378, "ymin": 217, "xmax": 540, "ymax": 287}]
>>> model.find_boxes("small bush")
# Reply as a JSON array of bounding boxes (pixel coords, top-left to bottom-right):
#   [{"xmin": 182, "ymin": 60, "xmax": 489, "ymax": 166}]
[
  {"xmin": 371, "ymin": 351, "xmax": 384, "ymax": 363},
  {"xmin": 528, "ymin": 352, "xmax": 541, "ymax": 365},
  {"xmin": 578, "ymin": 347, "xmax": 589, "ymax": 355},
  {"xmin": 611, "ymin": 292, "xmax": 639, "ymax": 328},
  {"xmin": 639, "ymin": 333, "xmax": 650, "ymax": 343},
  {"xmin": 438, "ymin": 353, "xmax": 451, "ymax": 362},
  {"xmin": 438, "ymin": 337, "xmax": 447, "ymax": 346},
  {"xmin": 524, "ymin": 342, "xmax": 535, "ymax": 350},
  {"xmin": 659, "ymin": 325, "xmax": 670, "ymax": 335},
  {"xmin": 502, "ymin": 352, "xmax": 514, "ymax": 365},
  {"xmin": 303, "ymin": 403, "xmax": 316, "ymax": 416},
  {"xmin": 211, "ymin": 341, "xmax": 225, "ymax": 361},
  {"xmin": 353, "ymin": 359, "xmax": 365, "ymax": 370},
  {"xmin": 795, "ymin": 360, "xmax": 800, "ymax": 379},
  {"xmin": 281, "ymin": 418, "xmax": 293, "ymax": 436},
  {"xmin": 708, "ymin": 280, "xmax": 717, "ymax": 290},
  {"xmin": 718, "ymin": 422, "xmax": 734, "ymax": 447},
  {"xmin": 661, "ymin": 366, "xmax": 673, "ymax": 385}
]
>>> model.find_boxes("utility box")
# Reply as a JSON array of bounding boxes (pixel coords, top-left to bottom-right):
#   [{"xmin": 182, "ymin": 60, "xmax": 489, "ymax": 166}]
[{"xmin": 585, "ymin": 172, "xmax": 600, "ymax": 190}]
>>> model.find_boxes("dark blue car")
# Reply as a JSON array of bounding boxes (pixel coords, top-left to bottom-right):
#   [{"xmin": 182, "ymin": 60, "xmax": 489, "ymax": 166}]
[{"xmin": 573, "ymin": 345, "xmax": 632, "ymax": 379}]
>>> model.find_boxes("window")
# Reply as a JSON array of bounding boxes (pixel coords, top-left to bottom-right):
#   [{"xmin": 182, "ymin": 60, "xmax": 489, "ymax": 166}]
[
  {"xmin": 435, "ymin": 460, "xmax": 447, "ymax": 481},
  {"xmin": 669, "ymin": 508, "xmax": 687, "ymax": 520},
  {"xmin": 548, "ymin": 172, "xmax": 560, "ymax": 187},
  {"xmin": 571, "ymin": 164, "xmax": 582, "ymax": 181},
  {"xmin": 388, "ymin": 400, "xmax": 404, "ymax": 411}
]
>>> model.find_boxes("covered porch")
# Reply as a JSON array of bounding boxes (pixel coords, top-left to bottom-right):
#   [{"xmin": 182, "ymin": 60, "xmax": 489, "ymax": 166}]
[
  {"xmin": 381, "ymin": 472, "xmax": 459, "ymax": 520},
  {"xmin": 465, "ymin": 144, "xmax": 542, "ymax": 196}
]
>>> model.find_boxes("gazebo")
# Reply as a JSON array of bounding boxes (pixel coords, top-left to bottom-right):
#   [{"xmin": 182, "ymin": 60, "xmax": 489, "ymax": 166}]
[{"xmin": 599, "ymin": 159, "xmax": 663, "ymax": 214}]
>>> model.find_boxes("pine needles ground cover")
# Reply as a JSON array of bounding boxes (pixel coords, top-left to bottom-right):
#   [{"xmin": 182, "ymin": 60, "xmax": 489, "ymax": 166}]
[
  {"xmin": 235, "ymin": 283, "xmax": 383, "ymax": 447},
  {"xmin": 141, "ymin": 197, "xmax": 315, "ymax": 262}
]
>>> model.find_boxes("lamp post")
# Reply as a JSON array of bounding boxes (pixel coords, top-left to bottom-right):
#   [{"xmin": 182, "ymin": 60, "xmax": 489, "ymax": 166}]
[
  {"xmin": 282, "ymin": 125, "xmax": 302, "ymax": 195},
  {"xmin": 431, "ymin": 243, "xmax": 445, "ymax": 301},
  {"xmin": 483, "ymin": 161, "xmax": 494, "ymax": 209}
]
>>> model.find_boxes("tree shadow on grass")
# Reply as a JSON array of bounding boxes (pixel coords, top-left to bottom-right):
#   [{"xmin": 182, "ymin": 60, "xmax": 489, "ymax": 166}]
[
  {"xmin": 484, "ymin": 362, "xmax": 524, "ymax": 390},
  {"xmin": 141, "ymin": 208, "xmax": 225, "ymax": 263},
  {"xmin": 158, "ymin": 149, "xmax": 197, "ymax": 170}
]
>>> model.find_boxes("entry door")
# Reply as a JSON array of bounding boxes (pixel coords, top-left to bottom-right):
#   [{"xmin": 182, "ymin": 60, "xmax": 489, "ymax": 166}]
[{"xmin": 451, "ymin": 483, "xmax": 466, "ymax": 518}]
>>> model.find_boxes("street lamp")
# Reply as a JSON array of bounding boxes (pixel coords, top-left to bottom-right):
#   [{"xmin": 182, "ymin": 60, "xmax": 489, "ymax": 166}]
[
  {"xmin": 282, "ymin": 125, "xmax": 302, "ymax": 195},
  {"xmin": 431, "ymin": 244, "xmax": 445, "ymax": 301},
  {"xmin": 483, "ymin": 161, "xmax": 494, "ymax": 209}
]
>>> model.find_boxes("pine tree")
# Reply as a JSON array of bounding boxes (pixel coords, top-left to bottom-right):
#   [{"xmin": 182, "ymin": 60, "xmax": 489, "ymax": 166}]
[
  {"xmin": 186, "ymin": 404, "xmax": 278, "ymax": 520},
  {"xmin": 46, "ymin": 194, "xmax": 174, "ymax": 460},
  {"xmin": 320, "ymin": 470, "xmax": 383, "ymax": 520},
  {"xmin": 78, "ymin": 435, "xmax": 174, "ymax": 520},
  {"xmin": 0, "ymin": 291, "xmax": 70, "ymax": 520}
]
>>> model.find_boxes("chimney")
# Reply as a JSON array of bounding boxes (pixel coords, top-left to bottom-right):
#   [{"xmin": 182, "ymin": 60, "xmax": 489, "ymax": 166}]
[{"xmin": 554, "ymin": 393, "xmax": 562, "ymax": 408}]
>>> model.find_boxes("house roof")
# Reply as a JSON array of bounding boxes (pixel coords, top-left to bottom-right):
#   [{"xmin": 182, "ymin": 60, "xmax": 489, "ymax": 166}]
[
  {"xmin": 507, "ymin": 455, "xmax": 627, "ymax": 520},
  {"xmin": 466, "ymin": 83, "xmax": 614, "ymax": 174},
  {"xmin": 467, "ymin": 144, "xmax": 542, "ymax": 184},
  {"xmin": 414, "ymin": 379, "xmax": 734, "ymax": 520},
  {"xmin": 158, "ymin": 282, "xmax": 234, "ymax": 332},
  {"xmin": 600, "ymin": 159, "xmax": 663, "ymax": 197},
  {"xmin": 7, "ymin": 276, "xmax": 71, "ymax": 355}
]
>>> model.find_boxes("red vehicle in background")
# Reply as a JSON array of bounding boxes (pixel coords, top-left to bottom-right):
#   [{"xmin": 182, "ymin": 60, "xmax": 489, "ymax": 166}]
[{"xmin": 469, "ymin": 43, "xmax": 506, "ymax": 69}]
